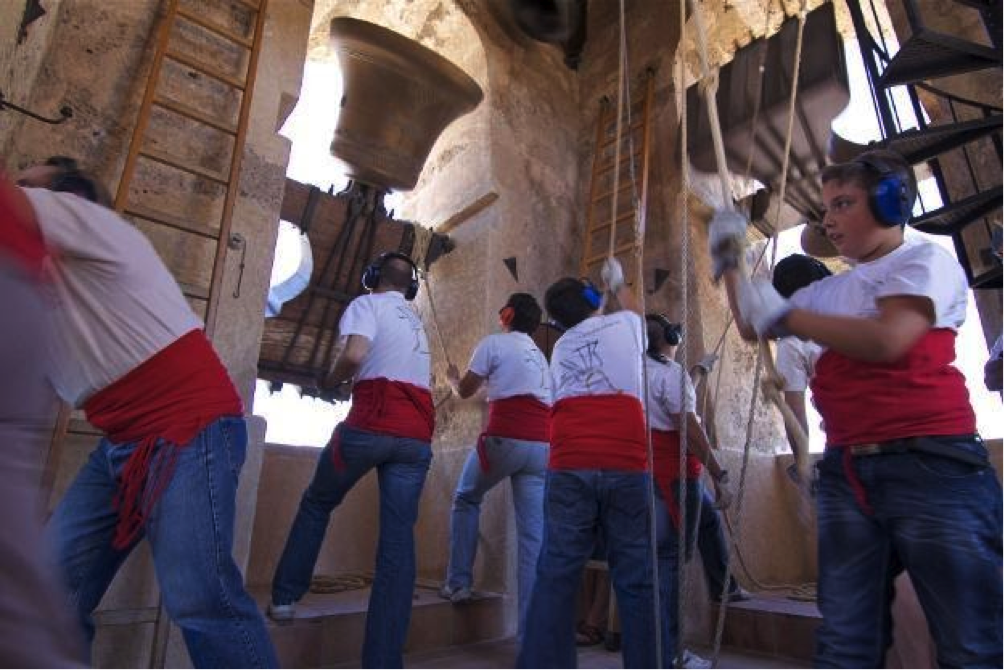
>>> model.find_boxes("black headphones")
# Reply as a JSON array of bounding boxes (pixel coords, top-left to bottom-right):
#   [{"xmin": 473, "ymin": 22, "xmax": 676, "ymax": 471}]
[
  {"xmin": 855, "ymin": 155, "xmax": 914, "ymax": 227},
  {"xmin": 581, "ymin": 278, "xmax": 602, "ymax": 310},
  {"xmin": 646, "ymin": 313, "xmax": 682, "ymax": 347},
  {"xmin": 361, "ymin": 252, "xmax": 420, "ymax": 301}
]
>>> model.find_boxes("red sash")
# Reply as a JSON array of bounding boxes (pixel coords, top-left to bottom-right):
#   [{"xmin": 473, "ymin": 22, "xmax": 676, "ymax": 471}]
[
  {"xmin": 652, "ymin": 429, "xmax": 702, "ymax": 529},
  {"xmin": 651, "ymin": 429, "xmax": 703, "ymax": 482},
  {"xmin": 0, "ymin": 179, "xmax": 48, "ymax": 279},
  {"xmin": 549, "ymin": 394, "xmax": 647, "ymax": 471},
  {"xmin": 83, "ymin": 329, "xmax": 243, "ymax": 549},
  {"xmin": 476, "ymin": 395, "xmax": 550, "ymax": 471},
  {"xmin": 811, "ymin": 329, "xmax": 975, "ymax": 447},
  {"xmin": 330, "ymin": 378, "xmax": 435, "ymax": 469}
]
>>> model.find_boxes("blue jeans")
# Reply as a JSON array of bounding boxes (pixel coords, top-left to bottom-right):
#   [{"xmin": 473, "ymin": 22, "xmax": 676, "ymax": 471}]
[
  {"xmin": 696, "ymin": 484, "xmax": 741, "ymax": 599},
  {"xmin": 49, "ymin": 416, "xmax": 277, "ymax": 668},
  {"xmin": 271, "ymin": 425, "xmax": 432, "ymax": 668},
  {"xmin": 815, "ymin": 441, "xmax": 1002, "ymax": 668},
  {"xmin": 517, "ymin": 470, "xmax": 657, "ymax": 669},
  {"xmin": 445, "ymin": 437, "xmax": 547, "ymax": 638},
  {"xmin": 655, "ymin": 478, "xmax": 700, "ymax": 667}
]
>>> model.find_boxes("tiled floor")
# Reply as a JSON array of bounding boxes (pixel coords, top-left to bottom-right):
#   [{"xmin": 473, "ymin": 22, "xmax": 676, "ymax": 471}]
[{"xmin": 392, "ymin": 636, "xmax": 808, "ymax": 669}]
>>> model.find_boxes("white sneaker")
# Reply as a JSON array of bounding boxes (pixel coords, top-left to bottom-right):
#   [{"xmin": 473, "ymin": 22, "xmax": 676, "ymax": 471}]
[
  {"xmin": 438, "ymin": 584, "xmax": 473, "ymax": 604},
  {"xmin": 267, "ymin": 601, "xmax": 295, "ymax": 622},
  {"xmin": 679, "ymin": 649, "xmax": 713, "ymax": 669}
]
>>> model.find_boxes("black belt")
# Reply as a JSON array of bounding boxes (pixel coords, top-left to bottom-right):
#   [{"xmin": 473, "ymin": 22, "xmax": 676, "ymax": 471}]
[{"xmin": 847, "ymin": 435, "xmax": 988, "ymax": 466}]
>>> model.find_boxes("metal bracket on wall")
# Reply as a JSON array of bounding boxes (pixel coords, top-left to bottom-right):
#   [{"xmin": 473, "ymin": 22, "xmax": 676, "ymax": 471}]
[
  {"xmin": 228, "ymin": 233, "xmax": 247, "ymax": 299},
  {"xmin": 0, "ymin": 90, "xmax": 72, "ymax": 125}
]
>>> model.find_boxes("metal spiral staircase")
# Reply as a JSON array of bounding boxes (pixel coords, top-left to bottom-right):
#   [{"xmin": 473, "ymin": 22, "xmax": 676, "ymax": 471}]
[{"xmin": 842, "ymin": 0, "xmax": 1002, "ymax": 289}]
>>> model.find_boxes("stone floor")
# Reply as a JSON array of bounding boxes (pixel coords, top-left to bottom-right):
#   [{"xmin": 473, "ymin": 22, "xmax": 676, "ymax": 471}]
[{"xmin": 366, "ymin": 636, "xmax": 808, "ymax": 669}]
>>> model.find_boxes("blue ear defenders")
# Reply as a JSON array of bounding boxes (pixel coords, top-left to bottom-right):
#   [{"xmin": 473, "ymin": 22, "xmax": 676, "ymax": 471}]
[
  {"xmin": 856, "ymin": 155, "xmax": 914, "ymax": 227},
  {"xmin": 361, "ymin": 252, "xmax": 420, "ymax": 301},
  {"xmin": 580, "ymin": 278, "xmax": 602, "ymax": 310}
]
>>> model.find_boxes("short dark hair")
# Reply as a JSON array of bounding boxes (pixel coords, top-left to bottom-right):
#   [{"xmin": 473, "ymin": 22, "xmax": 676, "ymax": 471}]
[
  {"xmin": 820, "ymin": 149, "xmax": 916, "ymax": 208},
  {"xmin": 545, "ymin": 277, "xmax": 596, "ymax": 330},
  {"xmin": 645, "ymin": 317, "xmax": 665, "ymax": 356},
  {"xmin": 504, "ymin": 292, "xmax": 542, "ymax": 334},
  {"xmin": 772, "ymin": 254, "xmax": 832, "ymax": 298},
  {"xmin": 44, "ymin": 155, "xmax": 112, "ymax": 207},
  {"xmin": 379, "ymin": 255, "xmax": 416, "ymax": 291}
]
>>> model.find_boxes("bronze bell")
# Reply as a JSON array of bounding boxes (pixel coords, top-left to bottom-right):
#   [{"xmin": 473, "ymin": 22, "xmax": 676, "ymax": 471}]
[{"xmin": 329, "ymin": 17, "xmax": 484, "ymax": 192}]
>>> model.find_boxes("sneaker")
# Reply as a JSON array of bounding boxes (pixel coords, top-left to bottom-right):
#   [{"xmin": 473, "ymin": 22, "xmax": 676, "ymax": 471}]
[
  {"xmin": 679, "ymin": 649, "xmax": 713, "ymax": 669},
  {"xmin": 438, "ymin": 584, "xmax": 473, "ymax": 604},
  {"xmin": 267, "ymin": 601, "xmax": 295, "ymax": 622}
]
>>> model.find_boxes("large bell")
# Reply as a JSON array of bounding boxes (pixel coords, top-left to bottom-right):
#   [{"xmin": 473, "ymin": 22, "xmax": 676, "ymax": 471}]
[{"xmin": 329, "ymin": 18, "xmax": 484, "ymax": 192}]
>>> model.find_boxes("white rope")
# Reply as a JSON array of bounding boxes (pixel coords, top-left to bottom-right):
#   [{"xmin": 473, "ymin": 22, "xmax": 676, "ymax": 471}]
[
  {"xmin": 676, "ymin": 0, "xmax": 693, "ymax": 661},
  {"xmin": 420, "ymin": 269, "xmax": 455, "ymax": 409},
  {"xmin": 605, "ymin": 2, "xmax": 662, "ymax": 663},
  {"xmin": 683, "ymin": 0, "xmax": 812, "ymax": 665}
]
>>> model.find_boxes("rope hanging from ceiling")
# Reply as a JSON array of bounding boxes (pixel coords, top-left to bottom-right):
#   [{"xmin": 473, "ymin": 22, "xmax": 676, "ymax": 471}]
[{"xmin": 683, "ymin": 0, "xmax": 815, "ymax": 663}]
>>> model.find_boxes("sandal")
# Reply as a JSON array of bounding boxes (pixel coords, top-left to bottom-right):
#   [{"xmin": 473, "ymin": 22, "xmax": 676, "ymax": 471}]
[{"xmin": 575, "ymin": 623, "xmax": 604, "ymax": 646}]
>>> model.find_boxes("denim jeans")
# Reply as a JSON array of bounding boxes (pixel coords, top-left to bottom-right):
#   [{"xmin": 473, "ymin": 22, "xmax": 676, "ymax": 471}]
[
  {"xmin": 654, "ymin": 477, "xmax": 700, "ymax": 668},
  {"xmin": 271, "ymin": 425, "xmax": 432, "ymax": 668},
  {"xmin": 49, "ymin": 416, "xmax": 277, "ymax": 668},
  {"xmin": 695, "ymin": 483, "xmax": 741, "ymax": 599},
  {"xmin": 815, "ymin": 441, "xmax": 1002, "ymax": 668},
  {"xmin": 445, "ymin": 437, "xmax": 547, "ymax": 639},
  {"xmin": 517, "ymin": 470, "xmax": 658, "ymax": 669}
]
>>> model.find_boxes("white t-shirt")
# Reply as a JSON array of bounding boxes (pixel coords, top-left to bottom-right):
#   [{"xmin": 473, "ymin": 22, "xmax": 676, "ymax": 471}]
[
  {"xmin": 775, "ymin": 337, "xmax": 822, "ymax": 392},
  {"xmin": 644, "ymin": 356, "xmax": 695, "ymax": 431},
  {"xmin": 789, "ymin": 236, "xmax": 968, "ymax": 337},
  {"xmin": 550, "ymin": 311, "xmax": 646, "ymax": 403},
  {"xmin": 339, "ymin": 291, "xmax": 431, "ymax": 389},
  {"xmin": 23, "ymin": 188, "xmax": 202, "ymax": 406},
  {"xmin": 468, "ymin": 331, "xmax": 551, "ymax": 404}
]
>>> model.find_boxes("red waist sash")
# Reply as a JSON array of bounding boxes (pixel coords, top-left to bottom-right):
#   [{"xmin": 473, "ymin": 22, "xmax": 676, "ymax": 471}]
[
  {"xmin": 549, "ymin": 394, "xmax": 647, "ymax": 471},
  {"xmin": 84, "ymin": 329, "xmax": 242, "ymax": 549},
  {"xmin": 329, "ymin": 378, "xmax": 435, "ymax": 469},
  {"xmin": 477, "ymin": 395, "xmax": 550, "ymax": 471}
]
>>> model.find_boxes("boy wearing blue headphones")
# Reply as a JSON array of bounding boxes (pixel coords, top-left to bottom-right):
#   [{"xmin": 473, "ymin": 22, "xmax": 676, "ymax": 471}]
[
  {"xmin": 709, "ymin": 149, "xmax": 1001, "ymax": 667},
  {"xmin": 518, "ymin": 258, "xmax": 660, "ymax": 669}
]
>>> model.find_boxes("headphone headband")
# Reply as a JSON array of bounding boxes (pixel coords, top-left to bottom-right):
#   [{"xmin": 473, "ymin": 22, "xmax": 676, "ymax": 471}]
[
  {"xmin": 362, "ymin": 252, "xmax": 420, "ymax": 300},
  {"xmin": 645, "ymin": 313, "xmax": 682, "ymax": 348}
]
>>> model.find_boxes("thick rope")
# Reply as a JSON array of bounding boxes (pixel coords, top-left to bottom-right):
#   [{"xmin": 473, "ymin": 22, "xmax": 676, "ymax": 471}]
[
  {"xmin": 683, "ymin": 0, "xmax": 811, "ymax": 664},
  {"xmin": 715, "ymin": 6, "xmax": 812, "ymax": 663},
  {"xmin": 676, "ymin": 2, "xmax": 692, "ymax": 661},
  {"xmin": 606, "ymin": 2, "xmax": 663, "ymax": 662},
  {"xmin": 619, "ymin": 3, "xmax": 664, "ymax": 662},
  {"xmin": 419, "ymin": 268, "xmax": 455, "ymax": 410}
]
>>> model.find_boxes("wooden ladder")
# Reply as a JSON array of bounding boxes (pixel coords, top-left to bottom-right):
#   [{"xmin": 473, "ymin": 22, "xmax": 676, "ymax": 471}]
[
  {"xmin": 116, "ymin": 0, "xmax": 268, "ymax": 337},
  {"xmin": 579, "ymin": 70, "xmax": 655, "ymax": 295}
]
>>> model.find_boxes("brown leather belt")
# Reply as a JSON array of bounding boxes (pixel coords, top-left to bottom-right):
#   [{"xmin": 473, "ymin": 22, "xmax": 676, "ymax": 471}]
[{"xmin": 847, "ymin": 435, "xmax": 987, "ymax": 466}]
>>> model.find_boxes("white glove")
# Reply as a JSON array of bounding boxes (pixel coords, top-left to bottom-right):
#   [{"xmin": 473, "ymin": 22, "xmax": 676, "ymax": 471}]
[
  {"xmin": 737, "ymin": 279, "xmax": 792, "ymax": 338},
  {"xmin": 692, "ymin": 353, "xmax": 719, "ymax": 375},
  {"xmin": 713, "ymin": 480, "xmax": 733, "ymax": 510},
  {"xmin": 601, "ymin": 256, "xmax": 625, "ymax": 292},
  {"xmin": 708, "ymin": 209, "xmax": 749, "ymax": 280}
]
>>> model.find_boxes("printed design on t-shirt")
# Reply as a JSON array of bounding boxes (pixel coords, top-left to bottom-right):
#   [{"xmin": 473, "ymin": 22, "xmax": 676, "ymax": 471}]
[
  {"xmin": 396, "ymin": 305, "xmax": 430, "ymax": 356},
  {"xmin": 523, "ymin": 345, "xmax": 548, "ymax": 391},
  {"xmin": 558, "ymin": 339, "xmax": 616, "ymax": 394}
]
